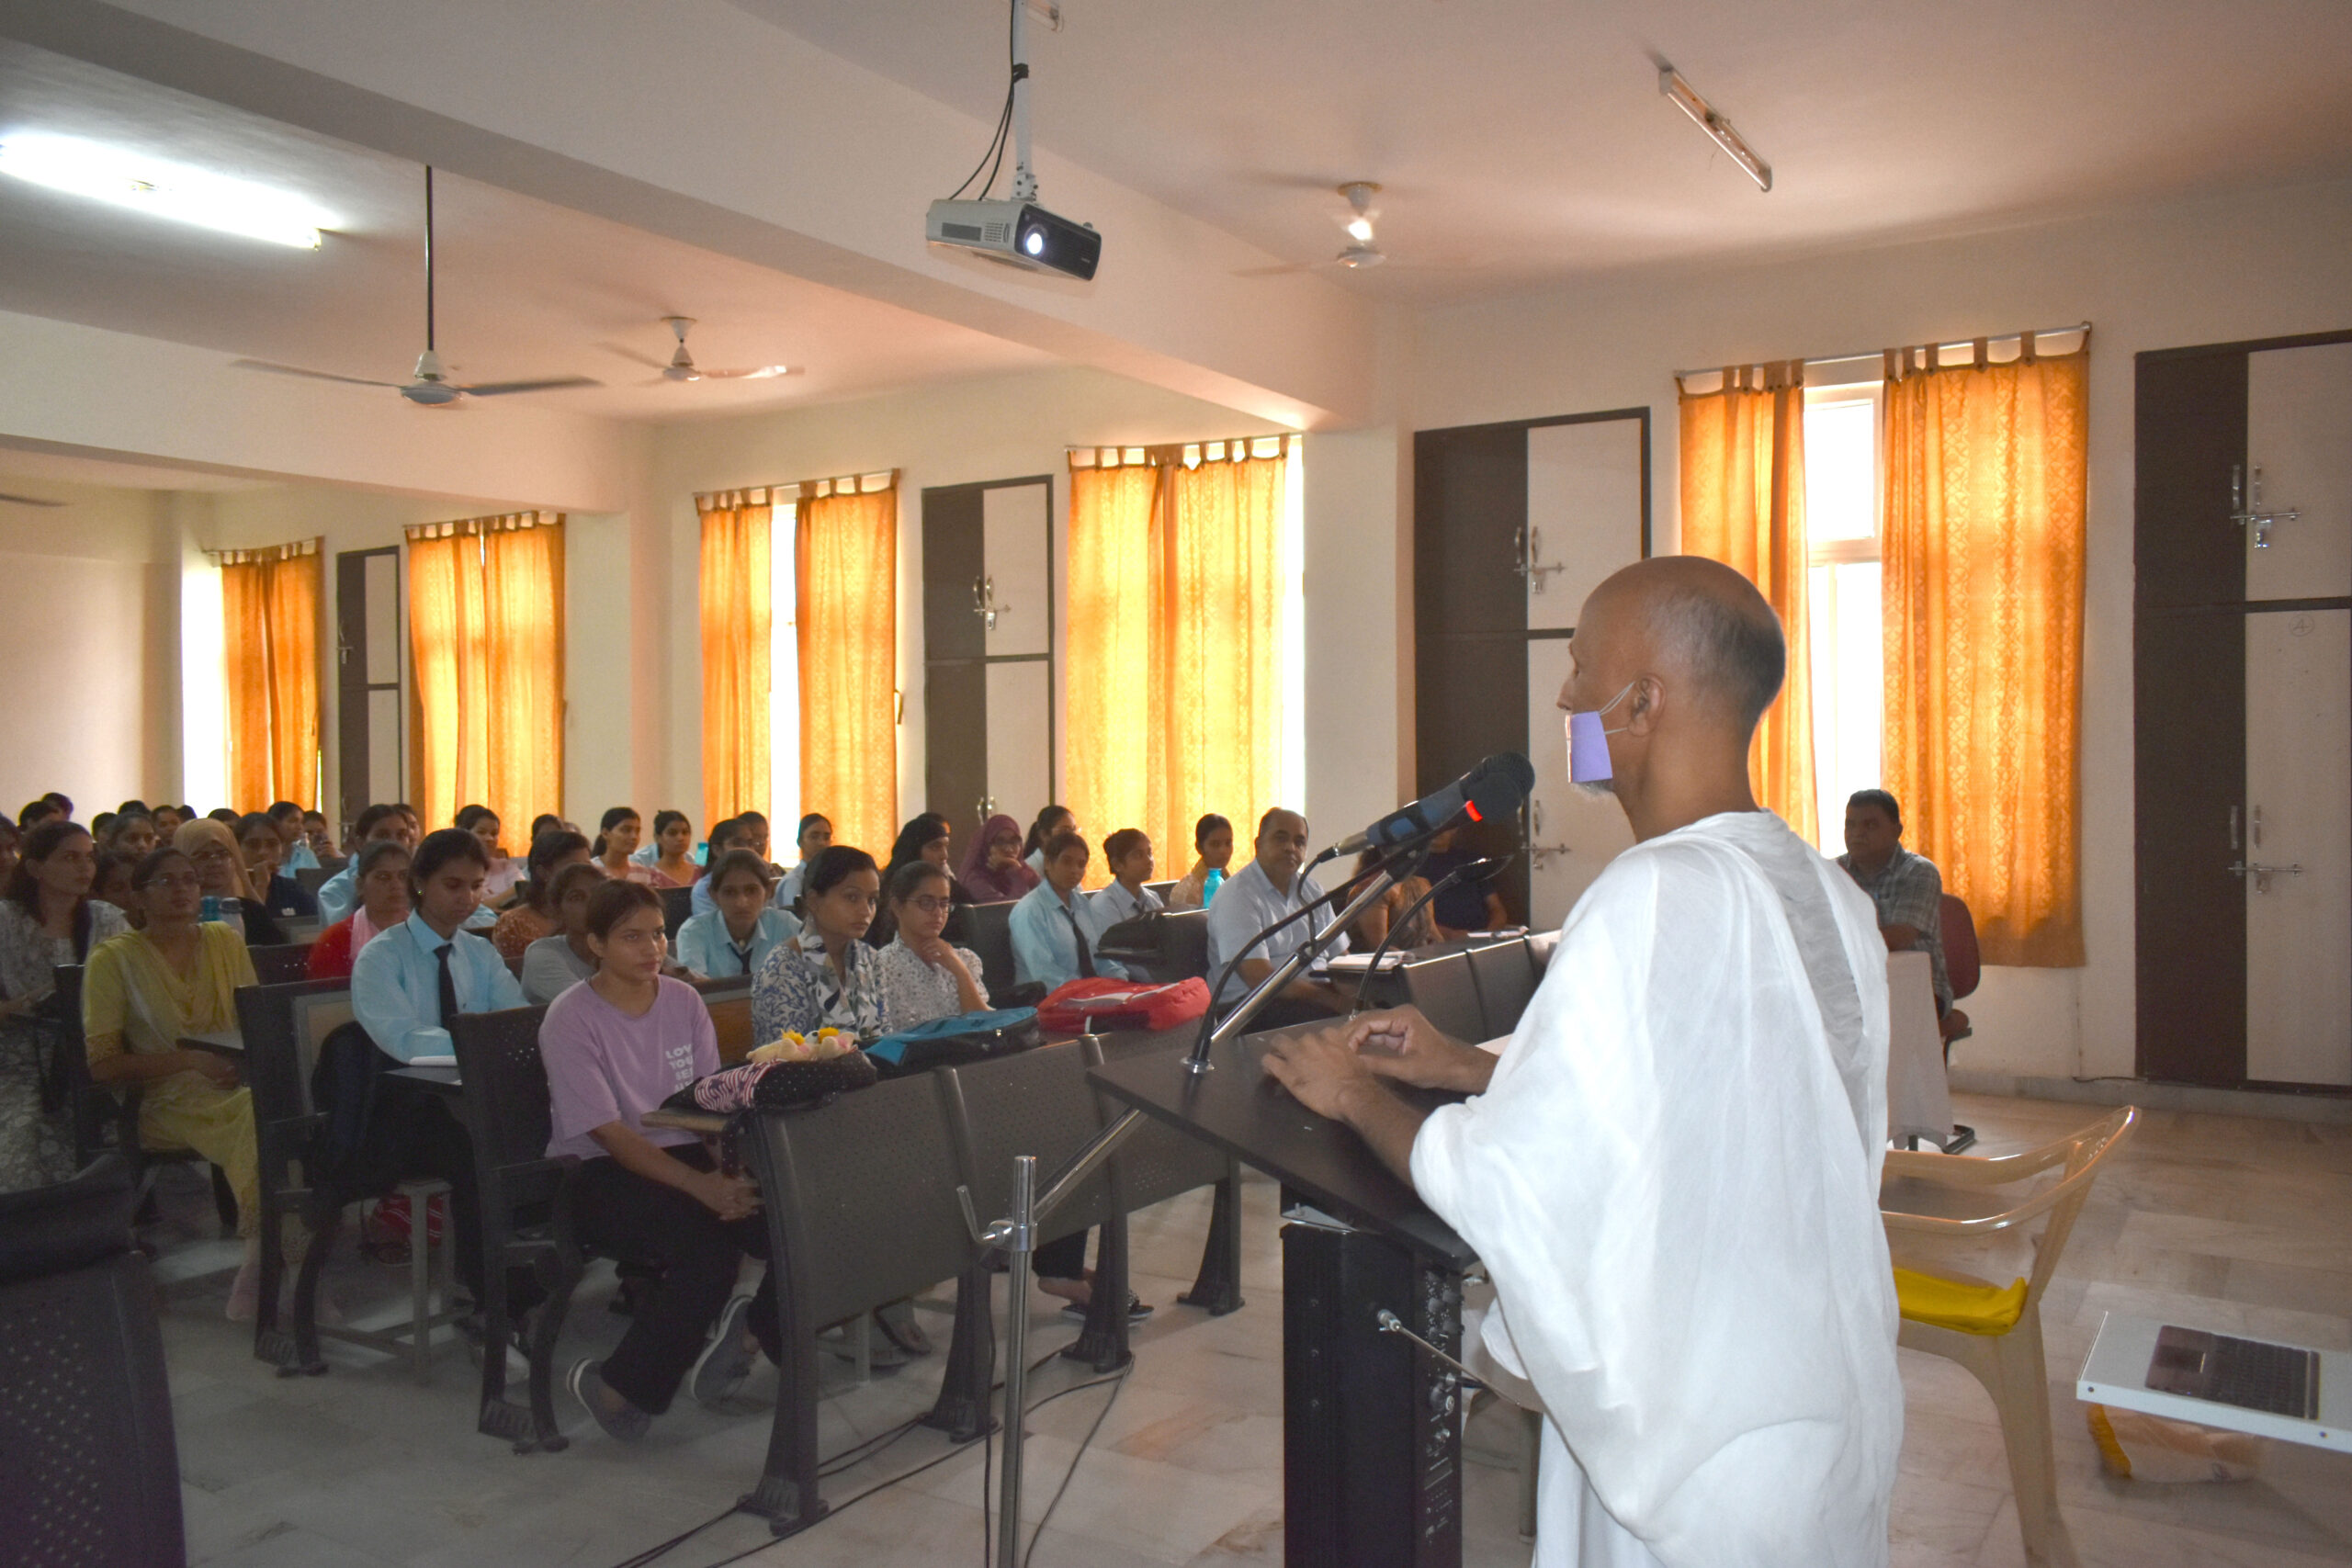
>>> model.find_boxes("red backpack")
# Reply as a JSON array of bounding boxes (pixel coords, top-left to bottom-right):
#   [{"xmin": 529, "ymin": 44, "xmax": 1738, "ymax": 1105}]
[{"xmin": 1035, "ymin": 976, "xmax": 1212, "ymax": 1035}]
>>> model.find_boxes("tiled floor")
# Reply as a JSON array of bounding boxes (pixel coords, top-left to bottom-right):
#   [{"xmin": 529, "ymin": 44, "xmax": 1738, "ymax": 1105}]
[{"xmin": 149, "ymin": 1091, "xmax": 2352, "ymax": 1567}]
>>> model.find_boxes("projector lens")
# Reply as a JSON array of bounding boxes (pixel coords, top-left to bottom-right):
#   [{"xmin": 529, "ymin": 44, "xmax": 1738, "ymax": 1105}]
[{"xmin": 1022, "ymin": 227, "xmax": 1046, "ymax": 256}]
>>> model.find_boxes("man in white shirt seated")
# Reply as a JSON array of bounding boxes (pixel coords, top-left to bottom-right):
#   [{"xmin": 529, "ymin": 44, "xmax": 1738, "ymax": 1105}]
[
  {"xmin": 1080, "ymin": 829, "xmax": 1162, "ymax": 980},
  {"xmin": 1204, "ymin": 808, "xmax": 1349, "ymax": 1030},
  {"xmin": 1009, "ymin": 830, "xmax": 1096, "ymax": 992},
  {"xmin": 1263, "ymin": 556, "xmax": 1901, "ymax": 1568}
]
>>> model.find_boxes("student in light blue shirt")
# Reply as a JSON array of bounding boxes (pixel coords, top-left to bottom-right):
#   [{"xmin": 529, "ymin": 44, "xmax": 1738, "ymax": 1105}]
[
  {"xmin": 270, "ymin": 802, "xmax": 319, "ymax": 872},
  {"xmin": 1020, "ymin": 805, "xmax": 1076, "ymax": 878},
  {"xmin": 688, "ymin": 818, "xmax": 759, "ymax": 919},
  {"xmin": 1010, "ymin": 830, "xmax": 1094, "ymax": 991},
  {"xmin": 1080, "ymin": 829, "xmax": 1163, "ymax": 981},
  {"xmin": 351, "ymin": 829, "xmax": 527, "ymax": 1063},
  {"xmin": 345, "ymin": 826, "xmax": 526, "ymax": 1306},
  {"xmin": 675, "ymin": 850, "xmax": 799, "ymax": 980},
  {"xmin": 772, "ymin": 813, "xmax": 832, "ymax": 913},
  {"xmin": 316, "ymin": 803, "xmax": 417, "ymax": 925}
]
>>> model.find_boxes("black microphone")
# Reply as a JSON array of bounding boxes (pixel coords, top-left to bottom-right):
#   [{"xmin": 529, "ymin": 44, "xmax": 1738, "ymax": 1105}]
[{"xmin": 1327, "ymin": 752, "xmax": 1536, "ymax": 859}]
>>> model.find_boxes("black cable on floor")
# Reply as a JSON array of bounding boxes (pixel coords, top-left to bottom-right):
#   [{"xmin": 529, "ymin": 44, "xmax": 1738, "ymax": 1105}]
[{"xmin": 1020, "ymin": 1363, "xmax": 1131, "ymax": 1568}]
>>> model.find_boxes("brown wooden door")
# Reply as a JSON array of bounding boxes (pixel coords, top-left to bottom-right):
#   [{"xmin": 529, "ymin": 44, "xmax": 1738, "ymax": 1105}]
[
  {"xmin": 334, "ymin": 547, "xmax": 401, "ymax": 841},
  {"xmin": 922, "ymin": 477, "xmax": 1056, "ymax": 836}
]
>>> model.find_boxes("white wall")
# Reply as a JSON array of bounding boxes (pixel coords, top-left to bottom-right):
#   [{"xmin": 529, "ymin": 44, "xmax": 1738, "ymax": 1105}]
[
  {"xmin": 644, "ymin": 366, "xmax": 1288, "ymax": 841},
  {"xmin": 1398, "ymin": 175, "xmax": 2352, "ymax": 1082},
  {"xmin": 0, "ymin": 483, "xmax": 182, "ymax": 813}
]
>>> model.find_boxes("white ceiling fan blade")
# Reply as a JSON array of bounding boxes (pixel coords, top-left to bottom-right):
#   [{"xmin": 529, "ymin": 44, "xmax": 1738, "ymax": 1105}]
[
  {"xmin": 232, "ymin": 358, "xmax": 407, "ymax": 390},
  {"xmin": 0, "ymin": 491, "xmax": 67, "ymax": 508},
  {"xmin": 455, "ymin": 376, "xmax": 603, "ymax": 397},
  {"xmin": 696, "ymin": 365, "xmax": 797, "ymax": 380}
]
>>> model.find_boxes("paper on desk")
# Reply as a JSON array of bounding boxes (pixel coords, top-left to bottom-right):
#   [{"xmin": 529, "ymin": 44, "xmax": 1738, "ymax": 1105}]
[
  {"xmin": 1324, "ymin": 951, "xmax": 1407, "ymax": 975},
  {"xmin": 405, "ymin": 1054, "xmax": 458, "ymax": 1067}
]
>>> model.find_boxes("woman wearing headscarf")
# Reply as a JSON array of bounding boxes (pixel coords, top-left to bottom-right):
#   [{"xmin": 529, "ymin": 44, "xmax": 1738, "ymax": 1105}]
[
  {"xmin": 173, "ymin": 818, "xmax": 286, "ymax": 945},
  {"xmin": 957, "ymin": 813, "xmax": 1039, "ymax": 904}
]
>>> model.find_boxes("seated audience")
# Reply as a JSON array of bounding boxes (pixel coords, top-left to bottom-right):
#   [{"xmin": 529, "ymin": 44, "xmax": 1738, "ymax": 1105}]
[
  {"xmin": 0, "ymin": 820, "xmax": 17, "ymax": 885},
  {"xmin": 491, "ymin": 829, "xmax": 594, "ymax": 959},
  {"xmin": 1166, "ymin": 813, "xmax": 1236, "ymax": 911},
  {"xmin": 0, "ymin": 821, "xmax": 130, "ymax": 1193},
  {"xmin": 1022, "ymin": 805, "xmax": 1077, "ymax": 875},
  {"xmin": 305, "ymin": 840, "xmax": 412, "ymax": 981},
  {"xmin": 1204, "ymin": 808, "xmax": 1348, "ymax": 1027},
  {"xmin": 317, "ymin": 804, "xmax": 419, "ymax": 924},
  {"xmin": 1419, "ymin": 826, "xmax": 1510, "ymax": 939},
  {"xmin": 153, "ymin": 805, "xmax": 186, "ymax": 836},
  {"xmin": 1080, "ymin": 829, "xmax": 1163, "ymax": 980},
  {"xmin": 773, "ymin": 813, "xmax": 833, "ymax": 910},
  {"xmin": 648, "ymin": 809, "xmax": 701, "ymax": 890},
  {"xmin": 82, "ymin": 847, "xmax": 263, "ymax": 1315},
  {"xmin": 866, "ymin": 814, "xmax": 966, "ymax": 947},
  {"xmin": 238, "ymin": 812, "xmax": 319, "ymax": 921},
  {"xmin": 348, "ymin": 827, "xmax": 526, "ymax": 1310},
  {"xmin": 1010, "ymin": 831, "xmax": 1096, "ymax": 991},
  {"xmin": 206, "ymin": 807, "xmax": 242, "ymax": 826},
  {"xmin": 594, "ymin": 807, "xmax": 658, "ymax": 886},
  {"xmin": 522, "ymin": 862, "xmax": 610, "ymax": 1005},
  {"xmin": 176, "ymin": 818, "xmax": 288, "ymax": 944},
  {"xmin": 456, "ymin": 805, "xmax": 522, "ymax": 904},
  {"xmin": 1352, "ymin": 847, "xmax": 1437, "ymax": 953},
  {"xmin": 751, "ymin": 845, "xmax": 883, "ymax": 1042},
  {"xmin": 90, "ymin": 812, "xmax": 117, "ymax": 844},
  {"xmin": 269, "ymin": 801, "xmax": 319, "ymax": 872},
  {"xmin": 101, "ymin": 809, "xmax": 159, "ymax": 863},
  {"xmin": 957, "ymin": 812, "xmax": 1039, "ymax": 903},
  {"xmin": 871, "ymin": 859, "xmax": 988, "ymax": 1031},
  {"xmin": 549, "ymin": 879, "xmax": 778, "ymax": 1441},
  {"xmin": 18, "ymin": 799, "xmax": 62, "ymax": 832},
  {"xmin": 735, "ymin": 810, "xmax": 773, "ymax": 866},
  {"xmin": 40, "ymin": 792, "xmax": 73, "ymax": 820},
  {"xmin": 90, "ymin": 850, "xmax": 139, "ymax": 923},
  {"xmin": 674, "ymin": 851, "xmax": 798, "ymax": 979},
  {"xmin": 529, "ymin": 813, "xmax": 564, "ymax": 845},
  {"xmin": 687, "ymin": 818, "xmax": 756, "ymax": 918},
  {"xmin": 301, "ymin": 809, "xmax": 334, "ymax": 861},
  {"xmin": 1838, "ymin": 787, "xmax": 1962, "ymax": 1038}
]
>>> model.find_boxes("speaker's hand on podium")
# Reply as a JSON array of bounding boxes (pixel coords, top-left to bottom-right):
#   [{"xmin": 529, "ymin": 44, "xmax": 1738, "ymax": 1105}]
[
  {"xmin": 1344, "ymin": 1007, "xmax": 1496, "ymax": 1095},
  {"xmin": 1263, "ymin": 1025, "xmax": 1430, "ymax": 1184}
]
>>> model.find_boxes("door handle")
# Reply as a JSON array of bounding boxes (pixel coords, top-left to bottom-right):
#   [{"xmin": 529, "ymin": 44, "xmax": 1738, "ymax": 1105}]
[
  {"xmin": 1512, "ymin": 525, "xmax": 1564, "ymax": 593},
  {"xmin": 2228, "ymin": 860, "xmax": 2303, "ymax": 894},
  {"xmin": 972, "ymin": 576, "xmax": 1010, "ymax": 632},
  {"xmin": 2229, "ymin": 465, "xmax": 2301, "ymax": 548}
]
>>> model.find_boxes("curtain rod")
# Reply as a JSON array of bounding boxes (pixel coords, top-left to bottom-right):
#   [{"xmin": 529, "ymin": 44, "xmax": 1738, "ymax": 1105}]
[{"xmin": 1673, "ymin": 321, "xmax": 2090, "ymax": 383}]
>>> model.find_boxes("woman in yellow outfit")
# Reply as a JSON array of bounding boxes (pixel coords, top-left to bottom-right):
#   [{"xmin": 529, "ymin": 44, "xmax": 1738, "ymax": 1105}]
[{"xmin": 83, "ymin": 845, "xmax": 265, "ymax": 1318}]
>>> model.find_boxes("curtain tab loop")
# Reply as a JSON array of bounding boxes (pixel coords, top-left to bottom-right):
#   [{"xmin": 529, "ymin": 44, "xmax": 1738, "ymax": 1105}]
[
  {"xmin": 1883, "ymin": 348, "xmax": 1899, "ymax": 384},
  {"xmin": 2020, "ymin": 331, "xmax": 2038, "ymax": 365},
  {"xmin": 1973, "ymin": 337, "xmax": 1990, "ymax": 372}
]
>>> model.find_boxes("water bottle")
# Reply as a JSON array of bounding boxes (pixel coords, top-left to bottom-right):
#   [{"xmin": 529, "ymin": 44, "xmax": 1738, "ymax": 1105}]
[
  {"xmin": 199, "ymin": 895, "xmax": 221, "ymax": 924},
  {"xmin": 218, "ymin": 900, "xmax": 245, "ymax": 942},
  {"xmin": 1204, "ymin": 867, "xmax": 1225, "ymax": 905}
]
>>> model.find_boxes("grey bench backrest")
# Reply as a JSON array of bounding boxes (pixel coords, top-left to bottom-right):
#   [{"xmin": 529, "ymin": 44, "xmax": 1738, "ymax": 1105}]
[
  {"xmin": 1403, "ymin": 950, "xmax": 1486, "ymax": 1042},
  {"xmin": 1465, "ymin": 940, "xmax": 1537, "ymax": 1038},
  {"xmin": 962, "ymin": 900, "xmax": 1020, "ymax": 998},
  {"xmin": 943, "ymin": 1042, "xmax": 1116, "ymax": 1246},
  {"xmin": 1086, "ymin": 1028, "xmax": 1230, "ymax": 1209}
]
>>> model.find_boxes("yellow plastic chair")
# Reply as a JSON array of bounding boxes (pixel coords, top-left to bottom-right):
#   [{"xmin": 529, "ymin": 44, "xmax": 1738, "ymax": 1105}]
[{"xmin": 1880, "ymin": 1106, "xmax": 2137, "ymax": 1568}]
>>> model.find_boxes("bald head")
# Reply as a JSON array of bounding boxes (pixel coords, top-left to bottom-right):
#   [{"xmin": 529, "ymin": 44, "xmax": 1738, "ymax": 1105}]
[{"xmin": 1579, "ymin": 557, "xmax": 1785, "ymax": 736}]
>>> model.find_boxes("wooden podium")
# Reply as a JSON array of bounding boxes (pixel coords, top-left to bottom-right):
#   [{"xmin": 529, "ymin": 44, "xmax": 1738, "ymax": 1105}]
[{"xmin": 1091, "ymin": 1032, "xmax": 1479, "ymax": 1568}]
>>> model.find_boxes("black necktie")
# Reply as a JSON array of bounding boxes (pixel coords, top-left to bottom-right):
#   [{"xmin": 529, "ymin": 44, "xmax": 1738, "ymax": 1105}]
[
  {"xmin": 1060, "ymin": 902, "xmax": 1097, "ymax": 979},
  {"xmin": 435, "ymin": 942, "xmax": 461, "ymax": 1027},
  {"xmin": 730, "ymin": 940, "xmax": 754, "ymax": 975}
]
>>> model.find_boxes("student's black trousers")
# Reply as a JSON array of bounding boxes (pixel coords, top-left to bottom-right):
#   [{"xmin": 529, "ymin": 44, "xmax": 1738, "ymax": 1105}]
[{"xmin": 570, "ymin": 1144, "xmax": 778, "ymax": 1416}]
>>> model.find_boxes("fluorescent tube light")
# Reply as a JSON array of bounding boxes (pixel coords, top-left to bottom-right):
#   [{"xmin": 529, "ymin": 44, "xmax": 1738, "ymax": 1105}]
[
  {"xmin": 0, "ymin": 132, "xmax": 333, "ymax": 248},
  {"xmin": 1658, "ymin": 67, "xmax": 1772, "ymax": 193}
]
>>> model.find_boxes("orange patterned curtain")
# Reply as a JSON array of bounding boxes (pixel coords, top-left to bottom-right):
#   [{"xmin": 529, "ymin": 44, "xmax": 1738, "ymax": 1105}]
[
  {"xmin": 1063, "ymin": 461, "xmax": 1164, "ymax": 886},
  {"xmin": 699, "ymin": 492, "xmax": 774, "ymax": 833},
  {"xmin": 1066, "ymin": 437, "xmax": 1292, "ymax": 885},
  {"xmin": 407, "ymin": 513, "xmax": 565, "ymax": 851},
  {"xmin": 1678, "ymin": 363, "xmax": 1816, "ymax": 835},
  {"xmin": 217, "ymin": 539, "xmax": 322, "ymax": 811},
  {"xmin": 1882, "ymin": 338, "xmax": 2088, "ymax": 966},
  {"xmin": 797, "ymin": 477, "xmax": 899, "ymax": 860}
]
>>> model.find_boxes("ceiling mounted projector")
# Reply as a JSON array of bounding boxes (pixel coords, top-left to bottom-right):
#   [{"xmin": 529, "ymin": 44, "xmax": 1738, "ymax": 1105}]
[
  {"xmin": 926, "ymin": 197, "xmax": 1099, "ymax": 279},
  {"xmin": 926, "ymin": 0, "xmax": 1101, "ymax": 281}
]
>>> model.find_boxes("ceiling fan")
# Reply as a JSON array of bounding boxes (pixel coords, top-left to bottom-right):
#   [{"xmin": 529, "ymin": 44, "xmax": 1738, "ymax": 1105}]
[
  {"xmin": 1236, "ymin": 181, "xmax": 1389, "ymax": 277},
  {"xmin": 233, "ymin": 167, "xmax": 599, "ymax": 407},
  {"xmin": 604, "ymin": 317, "xmax": 794, "ymax": 385},
  {"xmin": 0, "ymin": 491, "xmax": 66, "ymax": 508}
]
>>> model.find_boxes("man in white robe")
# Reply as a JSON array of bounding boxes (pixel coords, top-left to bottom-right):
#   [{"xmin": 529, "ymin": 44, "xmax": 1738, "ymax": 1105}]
[{"xmin": 1267, "ymin": 557, "xmax": 1902, "ymax": 1567}]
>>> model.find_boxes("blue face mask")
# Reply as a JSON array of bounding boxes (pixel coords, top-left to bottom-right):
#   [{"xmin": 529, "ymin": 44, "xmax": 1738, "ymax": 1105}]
[{"xmin": 1566, "ymin": 682, "xmax": 1636, "ymax": 784}]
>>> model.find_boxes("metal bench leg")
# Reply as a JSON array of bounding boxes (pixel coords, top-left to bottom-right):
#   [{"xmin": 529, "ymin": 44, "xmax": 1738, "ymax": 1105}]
[
  {"xmin": 283, "ymin": 1201, "xmax": 336, "ymax": 1376},
  {"xmin": 1178, "ymin": 1165, "xmax": 1247, "ymax": 1315},
  {"xmin": 922, "ymin": 1266, "xmax": 999, "ymax": 1441},
  {"xmin": 1068, "ymin": 1223, "xmax": 1133, "ymax": 1372},
  {"xmin": 744, "ymin": 1304, "xmax": 830, "ymax": 1537},
  {"xmin": 1516, "ymin": 1407, "xmax": 1542, "ymax": 1541}
]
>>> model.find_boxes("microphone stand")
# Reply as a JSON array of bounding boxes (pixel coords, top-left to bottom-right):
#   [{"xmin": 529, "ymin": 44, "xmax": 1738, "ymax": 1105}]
[{"xmin": 966, "ymin": 828, "xmax": 1444, "ymax": 1568}]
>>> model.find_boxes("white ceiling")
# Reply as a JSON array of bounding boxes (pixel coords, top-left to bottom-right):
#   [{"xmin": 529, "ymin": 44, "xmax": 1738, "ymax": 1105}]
[
  {"xmin": 744, "ymin": 0, "xmax": 2352, "ymax": 301},
  {"xmin": 0, "ymin": 40, "xmax": 1056, "ymax": 423}
]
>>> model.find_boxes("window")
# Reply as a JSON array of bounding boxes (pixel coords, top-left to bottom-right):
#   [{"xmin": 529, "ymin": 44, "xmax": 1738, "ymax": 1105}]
[
  {"xmin": 768, "ymin": 499, "xmax": 798, "ymax": 833},
  {"xmin": 1804, "ymin": 386, "xmax": 1883, "ymax": 851}
]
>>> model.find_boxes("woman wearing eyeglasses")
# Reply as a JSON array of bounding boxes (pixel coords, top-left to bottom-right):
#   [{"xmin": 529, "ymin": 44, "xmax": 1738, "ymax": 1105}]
[
  {"xmin": 871, "ymin": 860, "xmax": 989, "ymax": 1032},
  {"xmin": 173, "ymin": 818, "xmax": 287, "ymax": 945},
  {"xmin": 82, "ymin": 847, "xmax": 264, "ymax": 1315}
]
